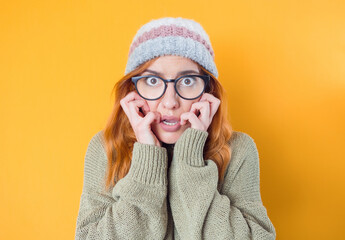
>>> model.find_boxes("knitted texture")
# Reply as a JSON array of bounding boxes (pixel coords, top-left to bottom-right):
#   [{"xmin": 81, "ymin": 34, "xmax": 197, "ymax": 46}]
[
  {"xmin": 75, "ymin": 128, "xmax": 276, "ymax": 239},
  {"xmin": 124, "ymin": 17, "xmax": 219, "ymax": 78}
]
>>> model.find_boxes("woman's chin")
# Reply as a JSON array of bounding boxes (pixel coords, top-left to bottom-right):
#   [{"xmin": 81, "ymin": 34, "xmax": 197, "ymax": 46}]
[
  {"xmin": 155, "ymin": 131, "xmax": 180, "ymax": 144},
  {"xmin": 152, "ymin": 123, "xmax": 189, "ymax": 144}
]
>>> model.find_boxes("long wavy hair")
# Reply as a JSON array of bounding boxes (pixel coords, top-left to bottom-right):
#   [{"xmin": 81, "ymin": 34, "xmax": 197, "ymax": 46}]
[{"xmin": 102, "ymin": 57, "xmax": 233, "ymax": 191}]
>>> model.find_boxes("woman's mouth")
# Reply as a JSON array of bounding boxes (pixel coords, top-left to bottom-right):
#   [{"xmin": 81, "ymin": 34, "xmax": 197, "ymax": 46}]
[
  {"xmin": 162, "ymin": 120, "xmax": 179, "ymax": 126},
  {"xmin": 160, "ymin": 115, "xmax": 181, "ymax": 132}
]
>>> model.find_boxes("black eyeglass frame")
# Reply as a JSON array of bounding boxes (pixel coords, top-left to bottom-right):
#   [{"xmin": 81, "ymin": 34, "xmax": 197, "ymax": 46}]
[{"xmin": 131, "ymin": 74, "xmax": 211, "ymax": 101}]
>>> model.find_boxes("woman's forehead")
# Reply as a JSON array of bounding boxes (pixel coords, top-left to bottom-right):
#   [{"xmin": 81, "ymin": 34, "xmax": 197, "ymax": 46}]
[{"xmin": 144, "ymin": 56, "xmax": 200, "ymax": 76}]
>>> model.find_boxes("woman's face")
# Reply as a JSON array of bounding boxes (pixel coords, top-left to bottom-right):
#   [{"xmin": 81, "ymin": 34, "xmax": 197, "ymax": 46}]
[{"xmin": 139, "ymin": 55, "xmax": 203, "ymax": 144}]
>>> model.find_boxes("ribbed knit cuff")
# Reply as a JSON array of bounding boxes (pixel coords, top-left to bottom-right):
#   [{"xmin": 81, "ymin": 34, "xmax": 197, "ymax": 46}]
[
  {"xmin": 126, "ymin": 142, "xmax": 168, "ymax": 185},
  {"xmin": 173, "ymin": 127, "xmax": 209, "ymax": 167}
]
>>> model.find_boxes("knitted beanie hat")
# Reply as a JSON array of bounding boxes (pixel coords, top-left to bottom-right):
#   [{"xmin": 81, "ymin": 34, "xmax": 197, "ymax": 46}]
[{"xmin": 124, "ymin": 17, "xmax": 218, "ymax": 78}]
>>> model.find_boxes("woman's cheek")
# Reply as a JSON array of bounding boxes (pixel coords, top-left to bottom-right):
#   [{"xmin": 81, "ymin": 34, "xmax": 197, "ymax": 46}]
[{"xmin": 148, "ymin": 102, "xmax": 160, "ymax": 113}]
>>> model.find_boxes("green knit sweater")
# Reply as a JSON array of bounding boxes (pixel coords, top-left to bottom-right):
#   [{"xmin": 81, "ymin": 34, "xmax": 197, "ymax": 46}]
[{"xmin": 75, "ymin": 127, "xmax": 276, "ymax": 239}]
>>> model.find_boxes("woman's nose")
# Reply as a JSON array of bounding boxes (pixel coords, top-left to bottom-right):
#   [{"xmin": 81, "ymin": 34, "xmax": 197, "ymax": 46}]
[{"xmin": 161, "ymin": 83, "xmax": 179, "ymax": 109}]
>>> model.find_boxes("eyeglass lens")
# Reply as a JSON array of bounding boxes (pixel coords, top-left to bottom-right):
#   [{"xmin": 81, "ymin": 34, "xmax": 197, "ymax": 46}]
[{"xmin": 136, "ymin": 76, "xmax": 205, "ymax": 100}]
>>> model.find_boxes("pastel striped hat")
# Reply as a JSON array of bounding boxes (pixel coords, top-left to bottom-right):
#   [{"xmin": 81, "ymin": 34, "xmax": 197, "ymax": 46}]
[{"xmin": 124, "ymin": 17, "xmax": 218, "ymax": 78}]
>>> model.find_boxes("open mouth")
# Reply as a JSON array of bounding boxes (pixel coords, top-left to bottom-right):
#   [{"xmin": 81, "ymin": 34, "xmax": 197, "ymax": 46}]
[
  {"xmin": 159, "ymin": 115, "xmax": 181, "ymax": 132},
  {"xmin": 162, "ymin": 120, "xmax": 179, "ymax": 126}
]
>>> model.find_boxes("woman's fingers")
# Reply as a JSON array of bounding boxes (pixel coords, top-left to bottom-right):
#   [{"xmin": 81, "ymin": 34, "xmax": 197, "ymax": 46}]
[
  {"xmin": 128, "ymin": 99, "xmax": 149, "ymax": 119},
  {"xmin": 120, "ymin": 91, "xmax": 141, "ymax": 107},
  {"xmin": 190, "ymin": 101, "xmax": 210, "ymax": 124},
  {"xmin": 180, "ymin": 112, "xmax": 204, "ymax": 130},
  {"xmin": 141, "ymin": 111, "xmax": 161, "ymax": 127},
  {"xmin": 199, "ymin": 93, "xmax": 221, "ymax": 120},
  {"xmin": 183, "ymin": 93, "xmax": 221, "ymax": 131},
  {"xmin": 120, "ymin": 91, "xmax": 162, "ymax": 146},
  {"xmin": 120, "ymin": 91, "xmax": 150, "ymax": 121},
  {"xmin": 135, "ymin": 111, "xmax": 161, "ymax": 146},
  {"xmin": 120, "ymin": 91, "xmax": 138, "ymax": 117}
]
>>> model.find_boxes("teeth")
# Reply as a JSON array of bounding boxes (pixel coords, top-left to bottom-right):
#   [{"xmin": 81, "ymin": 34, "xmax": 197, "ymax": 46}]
[{"xmin": 163, "ymin": 120, "xmax": 178, "ymax": 126}]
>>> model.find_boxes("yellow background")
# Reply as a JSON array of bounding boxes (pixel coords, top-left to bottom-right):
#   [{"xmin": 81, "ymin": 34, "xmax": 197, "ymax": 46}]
[{"xmin": 1, "ymin": 0, "xmax": 344, "ymax": 239}]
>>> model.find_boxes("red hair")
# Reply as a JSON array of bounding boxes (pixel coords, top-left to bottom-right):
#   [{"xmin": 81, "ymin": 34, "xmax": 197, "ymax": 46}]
[{"xmin": 102, "ymin": 57, "xmax": 233, "ymax": 191}]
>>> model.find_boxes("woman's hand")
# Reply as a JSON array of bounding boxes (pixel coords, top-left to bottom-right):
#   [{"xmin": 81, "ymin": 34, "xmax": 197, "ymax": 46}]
[
  {"xmin": 120, "ymin": 91, "xmax": 162, "ymax": 147},
  {"xmin": 180, "ymin": 93, "xmax": 221, "ymax": 132}
]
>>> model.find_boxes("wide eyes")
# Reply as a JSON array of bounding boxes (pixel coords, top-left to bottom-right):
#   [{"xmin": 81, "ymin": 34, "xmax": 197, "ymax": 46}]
[
  {"xmin": 143, "ymin": 76, "xmax": 161, "ymax": 86},
  {"xmin": 144, "ymin": 76, "xmax": 196, "ymax": 87},
  {"xmin": 178, "ymin": 77, "xmax": 196, "ymax": 87},
  {"xmin": 132, "ymin": 74, "xmax": 208, "ymax": 100}
]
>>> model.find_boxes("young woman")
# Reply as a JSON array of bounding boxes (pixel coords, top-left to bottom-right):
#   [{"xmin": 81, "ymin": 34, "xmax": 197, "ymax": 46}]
[{"xmin": 75, "ymin": 17, "xmax": 276, "ymax": 240}]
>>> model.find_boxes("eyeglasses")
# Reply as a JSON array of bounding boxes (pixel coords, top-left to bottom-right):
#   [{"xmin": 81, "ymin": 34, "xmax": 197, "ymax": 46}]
[{"xmin": 131, "ymin": 74, "xmax": 210, "ymax": 101}]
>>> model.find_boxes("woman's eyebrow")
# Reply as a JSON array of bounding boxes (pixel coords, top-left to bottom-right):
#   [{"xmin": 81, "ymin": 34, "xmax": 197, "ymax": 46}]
[{"xmin": 142, "ymin": 69, "xmax": 200, "ymax": 76}]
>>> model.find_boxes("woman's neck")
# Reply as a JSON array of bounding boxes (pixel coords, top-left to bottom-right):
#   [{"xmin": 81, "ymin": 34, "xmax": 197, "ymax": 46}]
[{"xmin": 162, "ymin": 143, "xmax": 175, "ymax": 168}]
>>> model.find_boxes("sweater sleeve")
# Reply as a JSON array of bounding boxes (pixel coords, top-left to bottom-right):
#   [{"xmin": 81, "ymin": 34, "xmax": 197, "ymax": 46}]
[
  {"xmin": 168, "ymin": 128, "xmax": 276, "ymax": 240},
  {"xmin": 75, "ymin": 131, "xmax": 169, "ymax": 240}
]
